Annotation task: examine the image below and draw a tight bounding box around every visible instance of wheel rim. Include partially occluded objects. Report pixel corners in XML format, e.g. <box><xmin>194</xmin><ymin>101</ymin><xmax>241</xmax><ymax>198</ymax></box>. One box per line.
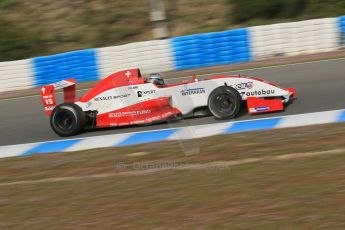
<box><xmin>55</xmin><ymin>110</ymin><xmax>75</xmax><ymax>131</ymax></box>
<box><xmin>214</xmin><ymin>93</ymin><xmax>236</xmax><ymax>114</ymax></box>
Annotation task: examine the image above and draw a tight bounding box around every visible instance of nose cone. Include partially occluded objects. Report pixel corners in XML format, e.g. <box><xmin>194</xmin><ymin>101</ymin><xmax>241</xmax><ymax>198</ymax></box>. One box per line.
<box><xmin>285</xmin><ymin>87</ymin><xmax>297</xmax><ymax>99</ymax></box>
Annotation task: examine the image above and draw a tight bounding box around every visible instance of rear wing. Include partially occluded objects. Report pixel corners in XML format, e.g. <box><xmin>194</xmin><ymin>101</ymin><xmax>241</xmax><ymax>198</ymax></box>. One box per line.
<box><xmin>40</xmin><ymin>79</ymin><xmax>76</xmax><ymax>116</ymax></box>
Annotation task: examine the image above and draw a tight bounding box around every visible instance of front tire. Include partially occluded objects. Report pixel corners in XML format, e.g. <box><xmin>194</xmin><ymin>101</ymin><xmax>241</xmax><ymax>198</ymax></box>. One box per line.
<box><xmin>208</xmin><ymin>86</ymin><xmax>242</xmax><ymax>119</ymax></box>
<box><xmin>50</xmin><ymin>103</ymin><xmax>85</xmax><ymax>137</ymax></box>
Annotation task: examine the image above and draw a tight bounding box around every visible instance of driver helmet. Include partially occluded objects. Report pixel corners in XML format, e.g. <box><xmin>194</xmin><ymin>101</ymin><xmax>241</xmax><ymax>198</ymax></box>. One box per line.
<box><xmin>145</xmin><ymin>73</ymin><xmax>165</xmax><ymax>86</ymax></box>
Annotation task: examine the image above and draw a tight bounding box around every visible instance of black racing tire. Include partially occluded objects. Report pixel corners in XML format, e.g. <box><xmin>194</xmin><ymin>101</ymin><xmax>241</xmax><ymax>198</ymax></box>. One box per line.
<box><xmin>50</xmin><ymin>103</ymin><xmax>85</xmax><ymax>137</ymax></box>
<box><xmin>208</xmin><ymin>86</ymin><xmax>242</xmax><ymax>119</ymax></box>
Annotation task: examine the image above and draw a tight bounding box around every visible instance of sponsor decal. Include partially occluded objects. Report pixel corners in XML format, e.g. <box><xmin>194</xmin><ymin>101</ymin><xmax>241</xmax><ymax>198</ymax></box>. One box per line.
<box><xmin>44</xmin><ymin>106</ymin><xmax>55</xmax><ymax>111</ymax></box>
<box><xmin>94</xmin><ymin>94</ymin><xmax>130</xmax><ymax>101</ymax></box>
<box><xmin>42</xmin><ymin>95</ymin><xmax>51</xmax><ymax>99</ymax></box>
<box><xmin>109</xmin><ymin>111</ymin><xmax>176</xmax><ymax>125</ymax></box>
<box><xmin>42</xmin><ymin>95</ymin><xmax>53</xmax><ymax>100</ymax></box>
<box><xmin>247</xmin><ymin>82</ymin><xmax>254</xmax><ymax>89</ymax></box>
<box><xmin>180</xmin><ymin>88</ymin><xmax>206</xmax><ymax>96</ymax></box>
<box><xmin>254</xmin><ymin>106</ymin><xmax>269</xmax><ymax>112</ymax></box>
<box><xmin>243</xmin><ymin>89</ymin><xmax>275</xmax><ymax>97</ymax></box>
<box><xmin>128</xmin><ymin>86</ymin><xmax>138</xmax><ymax>89</ymax></box>
<box><xmin>86</xmin><ymin>101</ymin><xmax>93</xmax><ymax>109</ymax></box>
<box><xmin>52</xmin><ymin>81</ymin><xmax>73</xmax><ymax>89</ymax></box>
<box><xmin>233</xmin><ymin>82</ymin><xmax>254</xmax><ymax>90</ymax></box>
<box><xmin>42</xmin><ymin>94</ymin><xmax>54</xmax><ymax>106</ymax></box>
<box><xmin>109</xmin><ymin>109</ymin><xmax>151</xmax><ymax>118</ymax></box>
<box><xmin>43</xmin><ymin>98</ymin><xmax>54</xmax><ymax>105</ymax></box>
<box><xmin>137</xmin><ymin>90</ymin><xmax>156</xmax><ymax>97</ymax></box>
<box><xmin>125</xmin><ymin>70</ymin><xmax>132</xmax><ymax>77</ymax></box>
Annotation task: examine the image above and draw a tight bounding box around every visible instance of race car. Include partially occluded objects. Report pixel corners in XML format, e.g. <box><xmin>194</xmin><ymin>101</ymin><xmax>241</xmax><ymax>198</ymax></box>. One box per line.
<box><xmin>40</xmin><ymin>68</ymin><xmax>296</xmax><ymax>136</ymax></box>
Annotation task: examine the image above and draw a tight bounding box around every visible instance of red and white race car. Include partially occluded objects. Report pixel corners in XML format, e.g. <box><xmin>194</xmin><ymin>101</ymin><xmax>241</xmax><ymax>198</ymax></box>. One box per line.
<box><xmin>40</xmin><ymin>68</ymin><xmax>296</xmax><ymax>136</ymax></box>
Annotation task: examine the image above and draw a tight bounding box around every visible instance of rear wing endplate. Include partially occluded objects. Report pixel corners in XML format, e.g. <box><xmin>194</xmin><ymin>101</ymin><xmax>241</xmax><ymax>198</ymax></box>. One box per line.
<box><xmin>40</xmin><ymin>79</ymin><xmax>76</xmax><ymax>116</ymax></box>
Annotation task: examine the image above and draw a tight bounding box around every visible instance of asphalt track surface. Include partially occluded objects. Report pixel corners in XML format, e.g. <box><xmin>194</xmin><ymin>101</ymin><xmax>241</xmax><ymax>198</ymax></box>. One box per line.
<box><xmin>1</xmin><ymin>58</ymin><xmax>345</xmax><ymax>146</ymax></box>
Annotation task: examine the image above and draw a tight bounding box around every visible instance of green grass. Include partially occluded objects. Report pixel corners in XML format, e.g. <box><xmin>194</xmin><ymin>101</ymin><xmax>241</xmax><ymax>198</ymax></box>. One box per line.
<box><xmin>0</xmin><ymin>150</ymin><xmax>344</xmax><ymax>229</ymax></box>
<box><xmin>0</xmin><ymin>123</ymin><xmax>345</xmax><ymax>228</ymax></box>
<box><xmin>1</xmin><ymin>154</ymin><xmax>345</xmax><ymax>229</ymax></box>
<box><xmin>0</xmin><ymin>0</ymin><xmax>19</xmax><ymax>8</ymax></box>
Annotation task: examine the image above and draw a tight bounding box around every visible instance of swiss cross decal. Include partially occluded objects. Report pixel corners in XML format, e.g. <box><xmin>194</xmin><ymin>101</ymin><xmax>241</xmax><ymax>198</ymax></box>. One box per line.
<box><xmin>125</xmin><ymin>71</ymin><xmax>132</xmax><ymax>77</ymax></box>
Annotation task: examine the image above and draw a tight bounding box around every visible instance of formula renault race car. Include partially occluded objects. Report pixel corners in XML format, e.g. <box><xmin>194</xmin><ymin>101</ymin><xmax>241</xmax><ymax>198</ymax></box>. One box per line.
<box><xmin>40</xmin><ymin>68</ymin><xmax>296</xmax><ymax>136</ymax></box>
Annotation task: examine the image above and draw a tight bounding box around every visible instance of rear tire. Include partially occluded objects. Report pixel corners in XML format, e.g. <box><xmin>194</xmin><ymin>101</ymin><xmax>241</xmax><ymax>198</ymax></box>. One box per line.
<box><xmin>208</xmin><ymin>86</ymin><xmax>242</xmax><ymax>119</ymax></box>
<box><xmin>50</xmin><ymin>103</ymin><xmax>85</xmax><ymax>137</ymax></box>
